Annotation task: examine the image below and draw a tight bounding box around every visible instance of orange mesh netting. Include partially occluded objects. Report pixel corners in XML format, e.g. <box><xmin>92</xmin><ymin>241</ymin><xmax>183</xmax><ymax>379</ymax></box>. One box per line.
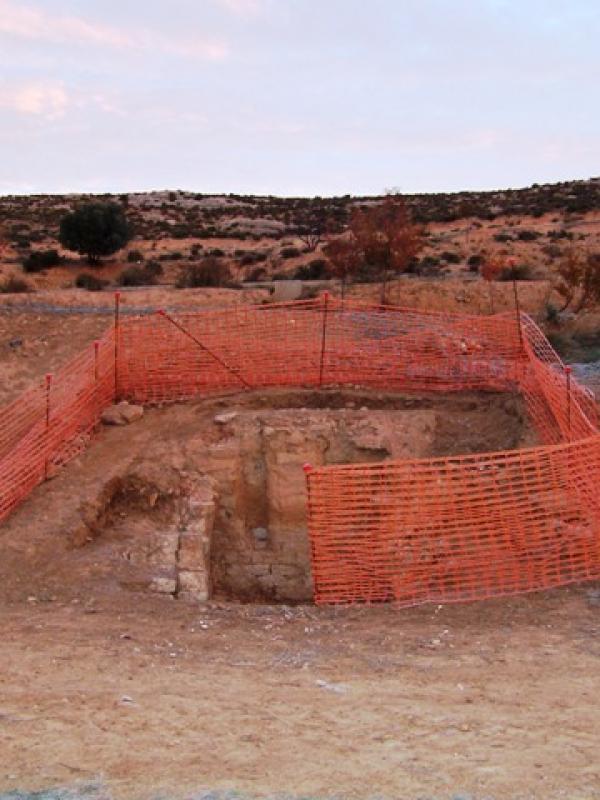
<box><xmin>0</xmin><ymin>295</ymin><xmax>598</xmax><ymax>607</ymax></box>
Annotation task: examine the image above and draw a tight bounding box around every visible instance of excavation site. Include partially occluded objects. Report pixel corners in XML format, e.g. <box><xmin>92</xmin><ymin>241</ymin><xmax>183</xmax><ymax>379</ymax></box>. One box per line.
<box><xmin>2</xmin><ymin>296</ymin><xmax>600</xmax><ymax>800</ymax></box>
<box><xmin>1</xmin><ymin>296</ymin><xmax>598</xmax><ymax>608</ymax></box>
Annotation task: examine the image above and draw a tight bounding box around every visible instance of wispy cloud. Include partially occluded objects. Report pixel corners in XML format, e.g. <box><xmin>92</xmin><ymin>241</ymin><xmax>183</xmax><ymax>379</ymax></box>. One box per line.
<box><xmin>0</xmin><ymin>0</ymin><xmax>229</xmax><ymax>60</ymax></box>
<box><xmin>0</xmin><ymin>80</ymin><xmax>69</xmax><ymax>119</ymax></box>
<box><xmin>217</xmin><ymin>0</ymin><xmax>264</xmax><ymax>16</ymax></box>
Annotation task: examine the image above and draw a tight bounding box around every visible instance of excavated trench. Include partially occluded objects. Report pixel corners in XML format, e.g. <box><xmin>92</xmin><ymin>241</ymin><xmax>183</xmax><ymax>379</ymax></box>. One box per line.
<box><xmin>0</xmin><ymin>388</ymin><xmax>535</xmax><ymax>605</ymax></box>
<box><xmin>203</xmin><ymin>389</ymin><xmax>534</xmax><ymax>602</ymax></box>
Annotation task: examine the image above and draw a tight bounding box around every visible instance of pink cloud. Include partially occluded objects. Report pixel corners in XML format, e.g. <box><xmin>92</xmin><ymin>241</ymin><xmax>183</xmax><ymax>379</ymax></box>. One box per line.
<box><xmin>0</xmin><ymin>0</ymin><xmax>229</xmax><ymax>60</ymax></box>
<box><xmin>0</xmin><ymin>80</ymin><xmax>69</xmax><ymax>119</ymax></box>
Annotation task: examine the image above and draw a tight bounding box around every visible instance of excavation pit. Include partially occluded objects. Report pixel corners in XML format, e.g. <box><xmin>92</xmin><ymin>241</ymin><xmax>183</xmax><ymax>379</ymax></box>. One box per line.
<box><xmin>0</xmin><ymin>387</ymin><xmax>534</xmax><ymax>605</ymax></box>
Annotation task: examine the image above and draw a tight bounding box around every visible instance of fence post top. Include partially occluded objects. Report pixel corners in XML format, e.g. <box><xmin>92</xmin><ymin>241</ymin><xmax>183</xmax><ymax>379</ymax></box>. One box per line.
<box><xmin>45</xmin><ymin>373</ymin><xmax>53</xmax><ymax>385</ymax></box>
<box><xmin>302</xmin><ymin>462</ymin><xmax>314</xmax><ymax>474</ymax></box>
<box><xmin>157</xmin><ymin>309</ymin><xmax>166</xmax><ymax>316</ymax></box>
<box><xmin>565</xmin><ymin>365</ymin><xmax>572</xmax><ymax>374</ymax></box>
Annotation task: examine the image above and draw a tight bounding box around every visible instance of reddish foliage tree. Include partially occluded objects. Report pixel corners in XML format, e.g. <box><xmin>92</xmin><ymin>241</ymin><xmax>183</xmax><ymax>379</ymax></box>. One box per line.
<box><xmin>349</xmin><ymin>196</ymin><xmax>424</xmax><ymax>304</ymax></box>
<box><xmin>480</xmin><ymin>253</ymin><xmax>504</xmax><ymax>313</ymax></box>
<box><xmin>480</xmin><ymin>254</ymin><xmax>503</xmax><ymax>282</ymax></box>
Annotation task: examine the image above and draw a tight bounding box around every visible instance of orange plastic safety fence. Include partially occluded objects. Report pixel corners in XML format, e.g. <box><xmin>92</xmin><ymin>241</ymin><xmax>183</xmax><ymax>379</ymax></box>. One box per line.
<box><xmin>305</xmin><ymin>437</ymin><xmax>600</xmax><ymax>605</ymax></box>
<box><xmin>0</xmin><ymin>295</ymin><xmax>598</xmax><ymax>609</ymax></box>
<box><xmin>0</xmin><ymin>330</ymin><xmax>115</xmax><ymax>521</ymax></box>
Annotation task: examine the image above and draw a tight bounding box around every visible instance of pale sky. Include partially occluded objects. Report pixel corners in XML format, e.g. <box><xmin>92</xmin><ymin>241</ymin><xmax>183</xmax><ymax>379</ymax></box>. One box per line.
<box><xmin>0</xmin><ymin>0</ymin><xmax>598</xmax><ymax>196</ymax></box>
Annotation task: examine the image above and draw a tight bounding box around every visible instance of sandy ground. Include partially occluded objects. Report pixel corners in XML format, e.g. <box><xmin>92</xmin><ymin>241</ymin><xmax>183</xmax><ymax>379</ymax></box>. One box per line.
<box><xmin>2</xmin><ymin>588</ymin><xmax>600</xmax><ymax>800</ymax></box>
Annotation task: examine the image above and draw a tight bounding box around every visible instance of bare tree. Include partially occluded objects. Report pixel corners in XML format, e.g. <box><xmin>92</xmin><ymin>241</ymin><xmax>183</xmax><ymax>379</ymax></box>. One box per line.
<box><xmin>323</xmin><ymin>237</ymin><xmax>361</xmax><ymax>301</ymax></box>
<box><xmin>556</xmin><ymin>248</ymin><xmax>600</xmax><ymax>313</ymax></box>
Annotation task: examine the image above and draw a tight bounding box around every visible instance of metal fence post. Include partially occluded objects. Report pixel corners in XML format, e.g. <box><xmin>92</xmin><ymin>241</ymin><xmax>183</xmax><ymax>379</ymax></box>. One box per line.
<box><xmin>44</xmin><ymin>372</ymin><xmax>53</xmax><ymax>479</ymax></box>
<box><xmin>565</xmin><ymin>365</ymin><xmax>572</xmax><ymax>439</ymax></box>
<box><xmin>512</xmin><ymin>278</ymin><xmax>524</xmax><ymax>350</ymax></box>
<box><xmin>114</xmin><ymin>291</ymin><xmax>121</xmax><ymax>401</ymax></box>
<box><xmin>93</xmin><ymin>340</ymin><xmax>100</xmax><ymax>419</ymax></box>
<box><xmin>319</xmin><ymin>291</ymin><xmax>329</xmax><ymax>387</ymax></box>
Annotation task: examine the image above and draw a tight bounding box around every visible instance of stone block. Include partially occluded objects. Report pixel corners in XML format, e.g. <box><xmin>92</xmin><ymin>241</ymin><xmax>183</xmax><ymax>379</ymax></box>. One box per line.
<box><xmin>178</xmin><ymin>533</ymin><xmax>210</xmax><ymax>570</ymax></box>
<box><xmin>146</xmin><ymin>531</ymin><xmax>179</xmax><ymax>567</ymax></box>
<box><xmin>178</xmin><ymin>570</ymin><xmax>210</xmax><ymax>601</ymax></box>
<box><xmin>150</xmin><ymin>576</ymin><xmax>177</xmax><ymax>594</ymax></box>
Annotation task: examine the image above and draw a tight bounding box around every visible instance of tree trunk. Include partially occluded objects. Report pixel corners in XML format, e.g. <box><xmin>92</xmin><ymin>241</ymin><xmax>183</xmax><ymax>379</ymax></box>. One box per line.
<box><xmin>574</xmin><ymin>290</ymin><xmax>589</xmax><ymax>314</ymax></box>
<box><xmin>380</xmin><ymin>269</ymin><xmax>388</xmax><ymax>305</ymax></box>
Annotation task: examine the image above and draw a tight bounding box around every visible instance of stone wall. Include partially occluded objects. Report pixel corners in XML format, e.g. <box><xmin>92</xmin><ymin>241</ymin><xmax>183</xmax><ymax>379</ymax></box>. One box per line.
<box><xmin>202</xmin><ymin>409</ymin><xmax>437</xmax><ymax>601</ymax></box>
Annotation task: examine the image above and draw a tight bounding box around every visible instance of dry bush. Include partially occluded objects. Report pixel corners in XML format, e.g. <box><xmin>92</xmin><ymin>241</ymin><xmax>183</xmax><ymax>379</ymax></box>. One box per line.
<box><xmin>556</xmin><ymin>248</ymin><xmax>600</xmax><ymax>313</ymax></box>
<box><xmin>176</xmin><ymin>256</ymin><xmax>232</xmax><ymax>288</ymax></box>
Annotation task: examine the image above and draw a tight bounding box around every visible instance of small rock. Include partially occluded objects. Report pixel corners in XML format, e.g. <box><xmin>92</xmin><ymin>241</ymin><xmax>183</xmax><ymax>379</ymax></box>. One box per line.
<box><xmin>101</xmin><ymin>401</ymin><xmax>144</xmax><ymax>426</ymax></box>
<box><xmin>100</xmin><ymin>406</ymin><xmax>124</xmax><ymax>425</ymax></box>
<box><xmin>214</xmin><ymin>411</ymin><xmax>238</xmax><ymax>425</ymax></box>
<box><xmin>8</xmin><ymin>337</ymin><xmax>22</xmax><ymax>349</ymax></box>
<box><xmin>316</xmin><ymin>679</ymin><xmax>348</xmax><ymax>694</ymax></box>
<box><xmin>252</xmin><ymin>526</ymin><xmax>269</xmax><ymax>542</ymax></box>
<box><xmin>118</xmin><ymin>402</ymin><xmax>144</xmax><ymax>424</ymax></box>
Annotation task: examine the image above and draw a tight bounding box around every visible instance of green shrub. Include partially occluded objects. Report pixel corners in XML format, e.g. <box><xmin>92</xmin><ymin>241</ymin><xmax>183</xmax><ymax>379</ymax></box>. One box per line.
<box><xmin>240</xmin><ymin>251</ymin><xmax>267</xmax><ymax>266</ymax></box>
<box><xmin>497</xmin><ymin>263</ymin><xmax>533</xmax><ymax>281</ymax></box>
<box><xmin>440</xmin><ymin>250</ymin><xmax>461</xmax><ymax>264</ymax></box>
<box><xmin>0</xmin><ymin>276</ymin><xmax>30</xmax><ymax>293</ymax></box>
<box><xmin>548</xmin><ymin>229</ymin><xmax>574</xmax><ymax>241</ymax></box>
<box><xmin>419</xmin><ymin>256</ymin><xmax>443</xmax><ymax>276</ymax></box>
<box><xmin>281</xmin><ymin>246</ymin><xmax>301</xmax><ymax>259</ymax></box>
<box><xmin>118</xmin><ymin>261</ymin><xmax>162</xmax><ymax>287</ymax></box>
<box><xmin>22</xmin><ymin>249</ymin><xmax>61</xmax><ymax>273</ymax></box>
<box><xmin>293</xmin><ymin>259</ymin><xmax>330</xmax><ymax>280</ymax></box>
<box><xmin>59</xmin><ymin>201</ymin><xmax>131</xmax><ymax>264</ymax></box>
<box><xmin>467</xmin><ymin>254</ymin><xmax>483</xmax><ymax>271</ymax></box>
<box><xmin>545</xmin><ymin>302</ymin><xmax>560</xmax><ymax>324</ymax></box>
<box><xmin>176</xmin><ymin>257</ymin><xmax>232</xmax><ymax>288</ymax></box>
<box><xmin>517</xmin><ymin>229</ymin><xmax>541</xmax><ymax>241</ymax></box>
<box><xmin>75</xmin><ymin>273</ymin><xmax>109</xmax><ymax>291</ymax></box>
<box><xmin>143</xmin><ymin>259</ymin><xmax>163</xmax><ymax>279</ymax></box>
<box><xmin>244</xmin><ymin>266</ymin><xmax>267</xmax><ymax>282</ymax></box>
<box><xmin>12</xmin><ymin>235</ymin><xmax>31</xmax><ymax>249</ymax></box>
